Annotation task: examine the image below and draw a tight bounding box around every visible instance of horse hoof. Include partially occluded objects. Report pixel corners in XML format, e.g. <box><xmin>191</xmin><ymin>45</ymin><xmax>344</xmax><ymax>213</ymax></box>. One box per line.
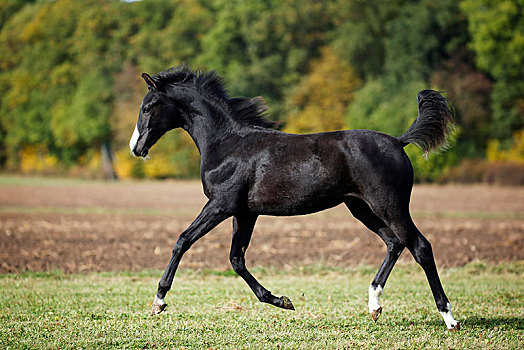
<box><xmin>151</xmin><ymin>302</ymin><xmax>167</xmax><ymax>315</ymax></box>
<box><xmin>371</xmin><ymin>307</ymin><xmax>382</xmax><ymax>322</ymax></box>
<box><xmin>280</xmin><ymin>296</ymin><xmax>295</xmax><ymax>310</ymax></box>
<box><xmin>447</xmin><ymin>322</ymin><xmax>460</xmax><ymax>332</ymax></box>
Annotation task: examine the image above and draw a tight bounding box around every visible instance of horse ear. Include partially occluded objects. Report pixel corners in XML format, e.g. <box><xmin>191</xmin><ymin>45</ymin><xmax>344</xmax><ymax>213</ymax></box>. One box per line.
<box><xmin>141</xmin><ymin>73</ymin><xmax>158</xmax><ymax>91</ymax></box>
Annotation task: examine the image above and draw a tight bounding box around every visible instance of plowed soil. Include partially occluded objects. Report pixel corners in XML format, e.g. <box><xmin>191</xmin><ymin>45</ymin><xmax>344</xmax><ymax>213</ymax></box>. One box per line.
<box><xmin>1</xmin><ymin>179</ymin><xmax>523</xmax><ymax>273</ymax></box>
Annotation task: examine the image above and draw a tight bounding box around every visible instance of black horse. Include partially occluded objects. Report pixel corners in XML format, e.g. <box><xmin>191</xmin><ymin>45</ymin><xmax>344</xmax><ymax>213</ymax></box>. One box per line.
<box><xmin>129</xmin><ymin>65</ymin><xmax>459</xmax><ymax>331</ymax></box>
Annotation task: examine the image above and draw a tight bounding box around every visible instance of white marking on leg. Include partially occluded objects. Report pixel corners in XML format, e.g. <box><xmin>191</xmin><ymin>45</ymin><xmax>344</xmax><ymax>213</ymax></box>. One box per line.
<box><xmin>368</xmin><ymin>285</ymin><xmax>383</xmax><ymax>313</ymax></box>
<box><xmin>129</xmin><ymin>125</ymin><xmax>139</xmax><ymax>152</ymax></box>
<box><xmin>440</xmin><ymin>302</ymin><xmax>458</xmax><ymax>329</ymax></box>
<box><xmin>153</xmin><ymin>295</ymin><xmax>165</xmax><ymax>306</ymax></box>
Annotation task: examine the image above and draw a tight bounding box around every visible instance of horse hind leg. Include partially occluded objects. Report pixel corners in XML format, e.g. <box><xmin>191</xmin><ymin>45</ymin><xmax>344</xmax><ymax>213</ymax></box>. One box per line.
<box><xmin>230</xmin><ymin>213</ymin><xmax>294</xmax><ymax>310</ymax></box>
<box><xmin>388</xmin><ymin>215</ymin><xmax>460</xmax><ymax>331</ymax></box>
<box><xmin>345</xmin><ymin>197</ymin><xmax>404</xmax><ymax>322</ymax></box>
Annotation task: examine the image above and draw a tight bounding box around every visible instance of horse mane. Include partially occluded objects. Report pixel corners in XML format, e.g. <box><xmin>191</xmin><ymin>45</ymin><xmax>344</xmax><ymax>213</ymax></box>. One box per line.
<box><xmin>153</xmin><ymin>65</ymin><xmax>277</xmax><ymax>129</ymax></box>
<box><xmin>227</xmin><ymin>96</ymin><xmax>277</xmax><ymax>129</ymax></box>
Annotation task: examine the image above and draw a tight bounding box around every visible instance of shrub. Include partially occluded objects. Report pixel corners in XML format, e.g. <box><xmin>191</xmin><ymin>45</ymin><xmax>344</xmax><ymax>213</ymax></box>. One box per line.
<box><xmin>441</xmin><ymin>159</ymin><xmax>524</xmax><ymax>186</ymax></box>
<box><xmin>439</xmin><ymin>159</ymin><xmax>486</xmax><ymax>184</ymax></box>
<box><xmin>483</xmin><ymin>162</ymin><xmax>524</xmax><ymax>186</ymax></box>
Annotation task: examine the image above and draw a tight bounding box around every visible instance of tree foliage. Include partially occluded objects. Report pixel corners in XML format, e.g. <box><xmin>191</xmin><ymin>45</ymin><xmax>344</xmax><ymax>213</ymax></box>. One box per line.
<box><xmin>285</xmin><ymin>47</ymin><xmax>361</xmax><ymax>134</ymax></box>
<box><xmin>461</xmin><ymin>0</ymin><xmax>524</xmax><ymax>141</ymax></box>
<box><xmin>0</xmin><ymin>0</ymin><xmax>521</xmax><ymax>181</ymax></box>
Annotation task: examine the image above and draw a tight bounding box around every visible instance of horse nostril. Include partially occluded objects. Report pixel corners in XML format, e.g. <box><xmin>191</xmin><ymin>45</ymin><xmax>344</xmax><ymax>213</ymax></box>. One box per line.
<box><xmin>131</xmin><ymin>146</ymin><xmax>142</xmax><ymax>158</ymax></box>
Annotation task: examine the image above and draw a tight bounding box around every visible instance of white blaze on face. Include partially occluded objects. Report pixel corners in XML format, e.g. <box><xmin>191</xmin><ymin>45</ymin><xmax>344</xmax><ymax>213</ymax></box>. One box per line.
<box><xmin>129</xmin><ymin>125</ymin><xmax>139</xmax><ymax>152</ymax></box>
<box><xmin>440</xmin><ymin>302</ymin><xmax>458</xmax><ymax>329</ymax></box>
<box><xmin>368</xmin><ymin>285</ymin><xmax>383</xmax><ymax>313</ymax></box>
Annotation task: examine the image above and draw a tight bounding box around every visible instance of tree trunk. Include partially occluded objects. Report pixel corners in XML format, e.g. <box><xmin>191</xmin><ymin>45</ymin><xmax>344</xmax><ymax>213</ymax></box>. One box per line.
<box><xmin>101</xmin><ymin>142</ymin><xmax>118</xmax><ymax>180</ymax></box>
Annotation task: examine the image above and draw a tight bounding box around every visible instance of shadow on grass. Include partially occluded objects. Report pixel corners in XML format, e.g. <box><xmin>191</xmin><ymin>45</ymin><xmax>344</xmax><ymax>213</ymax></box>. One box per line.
<box><xmin>419</xmin><ymin>316</ymin><xmax>524</xmax><ymax>330</ymax></box>
<box><xmin>460</xmin><ymin>316</ymin><xmax>524</xmax><ymax>330</ymax></box>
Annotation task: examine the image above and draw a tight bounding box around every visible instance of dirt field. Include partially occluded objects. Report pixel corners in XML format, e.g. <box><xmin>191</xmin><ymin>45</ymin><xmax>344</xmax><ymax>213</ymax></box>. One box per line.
<box><xmin>0</xmin><ymin>178</ymin><xmax>523</xmax><ymax>273</ymax></box>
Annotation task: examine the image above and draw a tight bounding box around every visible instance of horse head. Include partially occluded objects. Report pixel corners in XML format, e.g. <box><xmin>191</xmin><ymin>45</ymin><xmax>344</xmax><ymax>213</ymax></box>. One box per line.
<box><xmin>129</xmin><ymin>73</ymin><xmax>182</xmax><ymax>158</ymax></box>
<box><xmin>130</xmin><ymin>65</ymin><xmax>278</xmax><ymax>158</ymax></box>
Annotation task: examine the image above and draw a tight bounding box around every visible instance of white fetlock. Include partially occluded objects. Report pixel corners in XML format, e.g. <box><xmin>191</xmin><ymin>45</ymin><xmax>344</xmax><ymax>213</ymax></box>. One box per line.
<box><xmin>440</xmin><ymin>302</ymin><xmax>459</xmax><ymax>331</ymax></box>
<box><xmin>368</xmin><ymin>285</ymin><xmax>383</xmax><ymax>321</ymax></box>
<box><xmin>153</xmin><ymin>295</ymin><xmax>165</xmax><ymax>306</ymax></box>
<box><xmin>151</xmin><ymin>295</ymin><xmax>167</xmax><ymax>315</ymax></box>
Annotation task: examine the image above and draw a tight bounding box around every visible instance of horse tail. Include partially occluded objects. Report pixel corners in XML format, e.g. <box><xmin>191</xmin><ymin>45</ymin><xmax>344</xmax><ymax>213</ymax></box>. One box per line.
<box><xmin>398</xmin><ymin>90</ymin><xmax>455</xmax><ymax>156</ymax></box>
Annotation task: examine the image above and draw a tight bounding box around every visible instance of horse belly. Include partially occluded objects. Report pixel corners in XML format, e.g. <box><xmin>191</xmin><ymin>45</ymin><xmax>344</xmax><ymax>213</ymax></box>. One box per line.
<box><xmin>247</xmin><ymin>166</ymin><xmax>345</xmax><ymax>216</ymax></box>
<box><xmin>250</xmin><ymin>197</ymin><xmax>342</xmax><ymax>216</ymax></box>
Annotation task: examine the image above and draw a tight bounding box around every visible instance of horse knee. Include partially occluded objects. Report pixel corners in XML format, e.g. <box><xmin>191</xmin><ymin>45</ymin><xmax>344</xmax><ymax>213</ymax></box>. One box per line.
<box><xmin>173</xmin><ymin>237</ymin><xmax>191</xmax><ymax>255</ymax></box>
<box><xmin>386</xmin><ymin>236</ymin><xmax>404</xmax><ymax>251</ymax></box>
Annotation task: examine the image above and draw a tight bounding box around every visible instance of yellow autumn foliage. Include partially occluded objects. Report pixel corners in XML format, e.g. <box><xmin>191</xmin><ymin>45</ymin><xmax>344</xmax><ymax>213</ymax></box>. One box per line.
<box><xmin>284</xmin><ymin>47</ymin><xmax>362</xmax><ymax>134</ymax></box>
<box><xmin>486</xmin><ymin>130</ymin><xmax>524</xmax><ymax>163</ymax></box>
<box><xmin>19</xmin><ymin>145</ymin><xmax>58</xmax><ymax>174</ymax></box>
<box><xmin>114</xmin><ymin>148</ymin><xmax>135</xmax><ymax>179</ymax></box>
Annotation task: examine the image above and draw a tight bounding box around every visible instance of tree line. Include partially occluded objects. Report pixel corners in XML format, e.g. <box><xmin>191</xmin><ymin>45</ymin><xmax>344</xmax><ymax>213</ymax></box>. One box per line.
<box><xmin>0</xmin><ymin>0</ymin><xmax>522</xmax><ymax>183</ymax></box>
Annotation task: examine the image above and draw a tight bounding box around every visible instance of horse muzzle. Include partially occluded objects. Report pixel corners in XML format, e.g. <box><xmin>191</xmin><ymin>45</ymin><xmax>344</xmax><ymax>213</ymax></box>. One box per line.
<box><xmin>131</xmin><ymin>146</ymin><xmax>149</xmax><ymax>158</ymax></box>
<box><xmin>129</xmin><ymin>126</ymin><xmax>150</xmax><ymax>158</ymax></box>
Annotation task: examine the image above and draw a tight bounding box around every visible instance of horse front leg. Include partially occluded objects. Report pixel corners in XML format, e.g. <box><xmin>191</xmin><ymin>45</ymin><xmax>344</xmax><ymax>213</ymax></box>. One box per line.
<box><xmin>230</xmin><ymin>213</ymin><xmax>295</xmax><ymax>310</ymax></box>
<box><xmin>152</xmin><ymin>200</ymin><xmax>230</xmax><ymax>315</ymax></box>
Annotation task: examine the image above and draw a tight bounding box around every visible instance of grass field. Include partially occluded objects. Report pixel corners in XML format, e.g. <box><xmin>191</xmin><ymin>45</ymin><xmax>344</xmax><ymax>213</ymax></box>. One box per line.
<box><xmin>1</xmin><ymin>176</ymin><xmax>523</xmax><ymax>348</ymax></box>
<box><xmin>1</xmin><ymin>262</ymin><xmax>522</xmax><ymax>349</ymax></box>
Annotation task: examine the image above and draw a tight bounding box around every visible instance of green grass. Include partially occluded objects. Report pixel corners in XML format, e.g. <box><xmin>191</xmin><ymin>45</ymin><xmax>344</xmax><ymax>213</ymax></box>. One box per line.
<box><xmin>1</xmin><ymin>263</ymin><xmax>522</xmax><ymax>349</ymax></box>
<box><xmin>0</xmin><ymin>175</ymin><xmax>107</xmax><ymax>186</ymax></box>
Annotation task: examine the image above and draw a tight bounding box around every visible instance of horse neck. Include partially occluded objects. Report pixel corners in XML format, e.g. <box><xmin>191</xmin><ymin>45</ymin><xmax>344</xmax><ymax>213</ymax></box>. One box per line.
<box><xmin>181</xmin><ymin>98</ymin><xmax>239</xmax><ymax>158</ymax></box>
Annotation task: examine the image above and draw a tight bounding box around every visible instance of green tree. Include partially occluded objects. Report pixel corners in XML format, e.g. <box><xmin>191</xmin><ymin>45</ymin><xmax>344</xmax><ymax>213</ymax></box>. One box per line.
<box><xmin>384</xmin><ymin>0</ymin><xmax>467</xmax><ymax>82</ymax></box>
<box><xmin>198</xmin><ymin>0</ymin><xmax>337</xmax><ymax>120</ymax></box>
<box><xmin>331</xmin><ymin>0</ymin><xmax>404</xmax><ymax>79</ymax></box>
<box><xmin>0</xmin><ymin>0</ymin><xmax>30</xmax><ymax>30</ymax></box>
<box><xmin>461</xmin><ymin>0</ymin><xmax>524</xmax><ymax>141</ymax></box>
<box><xmin>0</xmin><ymin>0</ymin><xmax>125</xmax><ymax>172</ymax></box>
<box><xmin>0</xmin><ymin>0</ymin><xmax>515</xmax><ymax>182</ymax></box>
<box><xmin>0</xmin><ymin>0</ymin><xmax>80</xmax><ymax>166</ymax></box>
